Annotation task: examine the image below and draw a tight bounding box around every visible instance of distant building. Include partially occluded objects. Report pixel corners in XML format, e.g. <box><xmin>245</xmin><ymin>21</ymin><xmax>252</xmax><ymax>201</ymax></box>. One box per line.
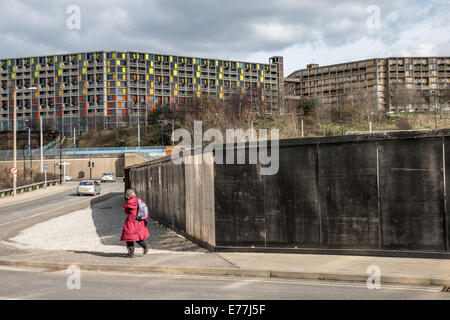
<box><xmin>0</xmin><ymin>51</ymin><xmax>284</xmax><ymax>135</ymax></box>
<box><xmin>285</xmin><ymin>57</ymin><xmax>450</xmax><ymax>110</ymax></box>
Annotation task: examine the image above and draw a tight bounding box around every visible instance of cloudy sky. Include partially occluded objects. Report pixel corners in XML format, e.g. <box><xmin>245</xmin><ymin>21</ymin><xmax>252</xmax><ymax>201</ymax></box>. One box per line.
<box><xmin>0</xmin><ymin>0</ymin><xmax>449</xmax><ymax>75</ymax></box>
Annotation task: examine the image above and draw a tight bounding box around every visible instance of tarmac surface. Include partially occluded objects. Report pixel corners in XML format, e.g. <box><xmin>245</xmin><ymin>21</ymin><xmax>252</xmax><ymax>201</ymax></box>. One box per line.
<box><xmin>0</xmin><ymin>182</ymin><xmax>450</xmax><ymax>290</ymax></box>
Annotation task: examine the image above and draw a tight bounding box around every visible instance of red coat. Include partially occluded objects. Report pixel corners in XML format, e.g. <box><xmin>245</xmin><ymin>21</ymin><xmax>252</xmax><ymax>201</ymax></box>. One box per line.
<box><xmin>120</xmin><ymin>196</ymin><xmax>150</xmax><ymax>242</ymax></box>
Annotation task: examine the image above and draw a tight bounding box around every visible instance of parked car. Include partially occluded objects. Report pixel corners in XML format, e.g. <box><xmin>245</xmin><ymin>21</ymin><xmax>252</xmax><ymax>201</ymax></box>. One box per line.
<box><xmin>61</xmin><ymin>175</ymin><xmax>72</xmax><ymax>181</ymax></box>
<box><xmin>101</xmin><ymin>173</ymin><xmax>116</xmax><ymax>183</ymax></box>
<box><xmin>77</xmin><ymin>180</ymin><xmax>101</xmax><ymax>196</ymax></box>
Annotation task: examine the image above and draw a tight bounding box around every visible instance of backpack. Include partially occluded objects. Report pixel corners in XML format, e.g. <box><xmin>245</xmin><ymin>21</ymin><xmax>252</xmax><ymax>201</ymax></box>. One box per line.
<box><xmin>136</xmin><ymin>198</ymin><xmax>149</xmax><ymax>221</ymax></box>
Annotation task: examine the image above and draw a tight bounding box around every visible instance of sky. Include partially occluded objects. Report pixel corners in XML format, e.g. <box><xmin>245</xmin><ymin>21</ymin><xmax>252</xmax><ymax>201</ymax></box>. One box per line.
<box><xmin>0</xmin><ymin>0</ymin><xmax>449</xmax><ymax>76</ymax></box>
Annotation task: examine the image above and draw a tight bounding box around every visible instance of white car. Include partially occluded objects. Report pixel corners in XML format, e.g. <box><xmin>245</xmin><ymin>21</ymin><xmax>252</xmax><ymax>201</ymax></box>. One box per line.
<box><xmin>77</xmin><ymin>180</ymin><xmax>101</xmax><ymax>196</ymax></box>
<box><xmin>101</xmin><ymin>173</ymin><xmax>116</xmax><ymax>183</ymax></box>
<box><xmin>61</xmin><ymin>175</ymin><xmax>72</xmax><ymax>181</ymax></box>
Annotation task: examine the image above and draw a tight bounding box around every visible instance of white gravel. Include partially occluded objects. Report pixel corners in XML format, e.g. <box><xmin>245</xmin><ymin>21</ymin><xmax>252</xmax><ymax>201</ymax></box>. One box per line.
<box><xmin>7</xmin><ymin>195</ymin><xmax>205</xmax><ymax>255</ymax></box>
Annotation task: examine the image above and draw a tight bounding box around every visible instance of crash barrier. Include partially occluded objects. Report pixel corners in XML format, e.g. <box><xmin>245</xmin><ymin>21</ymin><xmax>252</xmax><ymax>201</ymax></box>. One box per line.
<box><xmin>125</xmin><ymin>130</ymin><xmax>450</xmax><ymax>258</ymax></box>
<box><xmin>0</xmin><ymin>180</ymin><xmax>59</xmax><ymax>197</ymax></box>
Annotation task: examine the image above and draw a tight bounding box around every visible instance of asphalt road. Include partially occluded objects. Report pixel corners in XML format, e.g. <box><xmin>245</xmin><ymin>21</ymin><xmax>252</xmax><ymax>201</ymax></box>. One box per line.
<box><xmin>0</xmin><ymin>180</ymin><xmax>124</xmax><ymax>226</ymax></box>
<box><xmin>0</xmin><ymin>266</ymin><xmax>448</xmax><ymax>300</ymax></box>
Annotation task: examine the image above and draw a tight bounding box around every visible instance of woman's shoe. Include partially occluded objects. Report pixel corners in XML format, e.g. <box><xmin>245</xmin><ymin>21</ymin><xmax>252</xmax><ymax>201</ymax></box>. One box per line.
<box><xmin>143</xmin><ymin>245</ymin><xmax>149</xmax><ymax>255</ymax></box>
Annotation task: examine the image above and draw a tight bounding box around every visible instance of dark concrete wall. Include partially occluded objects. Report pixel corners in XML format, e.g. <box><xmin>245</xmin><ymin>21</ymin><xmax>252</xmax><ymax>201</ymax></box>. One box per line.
<box><xmin>126</xmin><ymin>130</ymin><xmax>450</xmax><ymax>256</ymax></box>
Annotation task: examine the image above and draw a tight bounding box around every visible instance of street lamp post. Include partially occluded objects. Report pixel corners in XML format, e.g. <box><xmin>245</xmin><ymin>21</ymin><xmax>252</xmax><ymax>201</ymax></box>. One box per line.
<box><xmin>13</xmin><ymin>86</ymin><xmax>37</xmax><ymax>197</ymax></box>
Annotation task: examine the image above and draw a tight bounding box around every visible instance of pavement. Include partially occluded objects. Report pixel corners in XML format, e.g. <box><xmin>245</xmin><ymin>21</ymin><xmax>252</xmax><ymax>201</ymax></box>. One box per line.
<box><xmin>0</xmin><ymin>184</ymin><xmax>450</xmax><ymax>289</ymax></box>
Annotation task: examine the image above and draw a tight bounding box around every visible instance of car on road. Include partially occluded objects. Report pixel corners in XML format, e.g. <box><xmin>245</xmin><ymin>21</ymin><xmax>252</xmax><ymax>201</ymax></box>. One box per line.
<box><xmin>101</xmin><ymin>173</ymin><xmax>116</xmax><ymax>183</ymax></box>
<box><xmin>61</xmin><ymin>175</ymin><xmax>73</xmax><ymax>182</ymax></box>
<box><xmin>77</xmin><ymin>180</ymin><xmax>101</xmax><ymax>196</ymax></box>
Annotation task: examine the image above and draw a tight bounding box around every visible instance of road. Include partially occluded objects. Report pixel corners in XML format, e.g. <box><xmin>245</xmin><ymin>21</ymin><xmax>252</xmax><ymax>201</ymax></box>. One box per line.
<box><xmin>0</xmin><ymin>266</ymin><xmax>448</xmax><ymax>300</ymax></box>
<box><xmin>0</xmin><ymin>180</ymin><xmax>123</xmax><ymax>226</ymax></box>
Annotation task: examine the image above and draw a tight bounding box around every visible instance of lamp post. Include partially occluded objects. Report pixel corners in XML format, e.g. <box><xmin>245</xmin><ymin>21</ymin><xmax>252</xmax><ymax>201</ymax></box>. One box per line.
<box><xmin>13</xmin><ymin>86</ymin><xmax>37</xmax><ymax>197</ymax></box>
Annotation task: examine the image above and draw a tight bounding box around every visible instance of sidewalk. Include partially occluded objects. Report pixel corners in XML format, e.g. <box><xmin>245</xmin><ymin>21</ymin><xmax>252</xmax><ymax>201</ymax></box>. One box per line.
<box><xmin>0</xmin><ymin>191</ymin><xmax>449</xmax><ymax>287</ymax></box>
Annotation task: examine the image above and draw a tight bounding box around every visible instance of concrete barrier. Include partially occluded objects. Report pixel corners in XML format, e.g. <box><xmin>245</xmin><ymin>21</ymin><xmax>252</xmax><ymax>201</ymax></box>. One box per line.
<box><xmin>125</xmin><ymin>130</ymin><xmax>450</xmax><ymax>257</ymax></box>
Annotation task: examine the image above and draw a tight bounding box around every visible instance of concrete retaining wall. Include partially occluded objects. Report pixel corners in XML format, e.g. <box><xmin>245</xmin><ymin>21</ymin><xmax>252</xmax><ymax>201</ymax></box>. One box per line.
<box><xmin>125</xmin><ymin>130</ymin><xmax>450</xmax><ymax>257</ymax></box>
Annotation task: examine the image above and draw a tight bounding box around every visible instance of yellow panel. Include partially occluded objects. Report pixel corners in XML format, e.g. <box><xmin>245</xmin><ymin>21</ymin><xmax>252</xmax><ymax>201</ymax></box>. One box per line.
<box><xmin>83</xmin><ymin>89</ymin><xmax>86</xmax><ymax>94</ymax></box>
<box><xmin>31</xmin><ymin>58</ymin><xmax>34</xmax><ymax>64</ymax></box>
<box><xmin>237</xmin><ymin>81</ymin><xmax>240</xmax><ymax>87</ymax></box>
<box><xmin>197</xmin><ymin>92</ymin><xmax>200</xmax><ymax>97</ymax></box>
<box><xmin>59</xmin><ymin>90</ymin><xmax>62</xmax><ymax>96</ymax></box>
<box><xmin>196</xmin><ymin>72</ymin><xmax>200</xmax><ymax>78</ymax></box>
<box><xmin>150</xmin><ymin>68</ymin><xmax>154</xmax><ymax>74</ymax></box>
<box><xmin>220</xmin><ymin>93</ymin><xmax>223</xmax><ymax>99</ymax></box>
<box><xmin>150</xmin><ymin>89</ymin><xmax>154</xmax><ymax>95</ymax></box>
<box><xmin>170</xmin><ymin>56</ymin><xmax>173</xmax><ymax>62</ymax></box>
<box><xmin>117</xmin><ymin>81</ymin><xmax>121</xmax><ymax>86</ymax></box>
<box><xmin>260</xmin><ymin>77</ymin><xmax>264</xmax><ymax>82</ymax></box>
<box><xmin>193</xmin><ymin>58</ymin><xmax>196</xmax><ymax>64</ymax></box>
<box><xmin>193</xmin><ymin>78</ymin><xmax>196</xmax><ymax>84</ymax></box>
<box><xmin>122</xmin><ymin>67</ymin><xmax>126</xmax><ymax>73</ymax></box>
<box><xmin>12</xmin><ymin>73</ymin><xmax>16</xmax><ymax>79</ymax></box>
<box><xmin>170</xmin><ymin>76</ymin><xmax>173</xmax><ymax>83</ymax></box>
<box><xmin>112</xmin><ymin>74</ymin><xmax>116</xmax><ymax>80</ymax></box>
<box><xmin>83</xmin><ymin>61</ymin><xmax>86</xmax><ymax>67</ymax></box>
<box><xmin>175</xmin><ymin>83</ymin><xmax>178</xmax><ymax>89</ymax></box>
<box><xmin>220</xmin><ymin>67</ymin><xmax>223</xmax><ymax>72</ymax></box>
<box><xmin>174</xmin><ymin>90</ymin><xmax>178</xmax><ymax>96</ymax></box>
<box><xmin>151</xmin><ymin>61</ymin><xmax>154</xmax><ymax>67</ymax></box>
<box><xmin>78</xmin><ymin>54</ymin><xmax>82</xmax><ymax>60</ymax></box>
<box><xmin>216</xmin><ymin>60</ymin><xmax>218</xmax><ymax>66</ymax></box>
<box><xmin>122</xmin><ymin>74</ymin><xmax>126</xmax><ymax>80</ymax></box>
<box><xmin>55</xmin><ymin>56</ymin><xmax>58</xmax><ymax>62</ymax></box>
<box><xmin>216</xmin><ymin>80</ymin><xmax>218</xmax><ymax>85</ymax></box>
<box><xmin>107</xmin><ymin>67</ymin><xmax>111</xmax><ymax>73</ymax></box>
<box><xmin>151</xmin><ymin>82</ymin><xmax>154</xmax><ymax>88</ymax></box>
<box><xmin>261</xmin><ymin>70</ymin><xmax>264</xmax><ymax>76</ymax></box>
<box><xmin>146</xmin><ymin>54</ymin><xmax>149</xmax><ymax>60</ymax></box>
<box><xmin>240</xmin><ymin>75</ymin><xmax>244</xmax><ymax>81</ymax></box>
<box><xmin>146</xmin><ymin>75</ymin><xmax>149</xmax><ymax>81</ymax></box>
<box><xmin>173</xmin><ymin>70</ymin><xmax>178</xmax><ymax>76</ymax></box>
<box><xmin>82</xmin><ymin>68</ymin><xmax>86</xmax><ymax>74</ymax></box>
<box><xmin>174</xmin><ymin>63</ymin><xmax>177</xmax><ymax>69</ymax></box>
<box><xmin>117</xmin><ymin>60</ymin><xmax>121</xmax><ymax>66</ymax></box>
<box><xmin>219</xmin><ymin>74</ymin><xmax>223</xmax><ymax>80</ymax></box>
<box><xmin>198</xmin><ymin>85</ymin><xmax>201</xmax><ymax>91</ymax></box>
<box><xmin>107</xmin><ymin>60</ymin><xmax>111</xmax><ymax>66</ymax></box>
<box><xmin>123</xmin><ymin>88</ymin><xmax>127</xmax><ymax>94</ymax></box>
<box><xmin>122</xmin><ymin>53</ymin><xmax>126</xmax><ymax>59</ymax></box>
<box><xmin>107</xmin><ymin>88</ymin><xmax>111</xmax><ymax>94</ymax></box>
<box><xmin>112</xmin><ymin>53</ymin><xmax>116</xmax><ymax>59</ymax></box>
<box><xmin>257</xmin><ymin>64</ymin><xmax>260</xmax><ymax>70</ymax></box>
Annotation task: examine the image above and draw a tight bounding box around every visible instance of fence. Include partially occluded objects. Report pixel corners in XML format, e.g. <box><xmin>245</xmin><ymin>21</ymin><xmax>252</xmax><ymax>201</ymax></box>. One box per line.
<box><xmin>0</xmin><ymin>146</ymin><xmax>167</xmax><ymax>158</ymax></box>
<box><xmin>125</xmin><ymin>130</ymin><xmax>450</xmax><ymax>258</ymax></box>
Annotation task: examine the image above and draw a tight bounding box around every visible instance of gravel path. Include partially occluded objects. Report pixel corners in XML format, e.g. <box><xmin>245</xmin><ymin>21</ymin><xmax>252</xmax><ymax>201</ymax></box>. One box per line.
<box><xmin>7</xmin><ymin>194</ymin><xmax>207</xmax><ymax>255</ymax></box>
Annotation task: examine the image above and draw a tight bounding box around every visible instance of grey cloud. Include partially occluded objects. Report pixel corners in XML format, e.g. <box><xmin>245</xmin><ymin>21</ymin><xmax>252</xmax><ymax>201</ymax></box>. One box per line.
<box><xmin>0</xmin><ymin>0</ymin><xmax>448</xmax><ymax>62</ymax></box>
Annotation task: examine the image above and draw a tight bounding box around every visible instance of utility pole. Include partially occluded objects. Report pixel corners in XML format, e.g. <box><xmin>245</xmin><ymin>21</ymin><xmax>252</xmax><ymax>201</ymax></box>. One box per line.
<box><xmin>28</xmin><ymin>126</ymin><xmax>32</xmax><ymax>180</ymax></box>
<box><xmin>40</xmin><ymin>116</ymin><xmax>44</xmax><ymax>173</ymax></box>
<box><xmin>137</xmin><ymin>103</ymin><xmax>141</xmax><ymax>151</ymax></box>
<box><xmin>13</xmin><ymin>86</ymin><xmax>37</xmax><ymax>196</ymax></box>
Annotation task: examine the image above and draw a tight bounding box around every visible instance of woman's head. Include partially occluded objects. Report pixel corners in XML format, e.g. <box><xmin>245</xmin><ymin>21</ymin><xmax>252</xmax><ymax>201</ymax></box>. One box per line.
<box><xmin>126</xmin><ymin>189</ymin><xmax>136</xmax><ymax>200</ymax></box>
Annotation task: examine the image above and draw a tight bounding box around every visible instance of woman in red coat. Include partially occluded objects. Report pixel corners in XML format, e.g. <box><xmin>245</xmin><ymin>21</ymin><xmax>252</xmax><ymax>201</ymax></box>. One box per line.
<box><xmin>121</xmin><ymin>189</ymin><xmax>150</xmax><ymax>258</ymax></box>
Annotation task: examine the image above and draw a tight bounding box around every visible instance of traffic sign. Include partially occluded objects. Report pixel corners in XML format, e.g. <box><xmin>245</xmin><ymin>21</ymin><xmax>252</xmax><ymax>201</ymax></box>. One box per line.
<box><xmin>10</xmin><ymin>167</ymin><xmax>18</xmax><ymax>175</ymax></box>
<box><xmin>44</xmin><ymin>164</ymin><xmax>48</xmax><ymax>170</ymax></box>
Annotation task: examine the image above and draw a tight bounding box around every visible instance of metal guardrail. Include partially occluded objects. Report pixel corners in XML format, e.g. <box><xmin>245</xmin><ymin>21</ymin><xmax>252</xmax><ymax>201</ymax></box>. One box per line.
<box><xmin>0</xmin><ymin>180</ymin><xmax>59</xmax><ymax>198</ymax></box>
<box><xmin>0</xmin><ymin>146</ymin><xmax>167</xmax><ymax>157</ymax></box>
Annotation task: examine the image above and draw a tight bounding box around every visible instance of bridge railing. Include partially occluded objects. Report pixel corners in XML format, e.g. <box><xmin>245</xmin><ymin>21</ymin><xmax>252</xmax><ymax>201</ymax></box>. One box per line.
<box><xmin>0</xmin><ymin>180</ymin><xmax>60</xmax><ymax>198</ymax></box>
<box><xmin>0</xmin><ymin>146</ymin><xmax>167</xmax><ymax>157</ymax></box>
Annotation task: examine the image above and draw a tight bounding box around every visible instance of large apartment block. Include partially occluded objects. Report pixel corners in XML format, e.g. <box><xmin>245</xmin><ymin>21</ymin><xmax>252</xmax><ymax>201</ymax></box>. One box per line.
<box><xmin>0</xmin><ymin>51</ymin><xmax>283</xmax><ymax>135</ymax></box>
<box><xmin>286</xmin><ymin>57</ymin><xmax>450</xmax><ymax>110</ymax></box>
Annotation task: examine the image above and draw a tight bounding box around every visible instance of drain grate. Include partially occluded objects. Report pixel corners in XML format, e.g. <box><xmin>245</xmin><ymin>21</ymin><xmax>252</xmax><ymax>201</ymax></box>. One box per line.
<box><xmin>442</xmin><ymin>286</ymin><xmax>450</xmax><ymax>292</ymax></box>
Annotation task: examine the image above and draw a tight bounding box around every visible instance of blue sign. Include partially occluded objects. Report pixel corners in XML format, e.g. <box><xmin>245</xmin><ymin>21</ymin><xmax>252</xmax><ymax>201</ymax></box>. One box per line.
<box><xmin>44</xmin><ymin>164</ymin><xmax>48</xmax><ymax>170</ymax></box>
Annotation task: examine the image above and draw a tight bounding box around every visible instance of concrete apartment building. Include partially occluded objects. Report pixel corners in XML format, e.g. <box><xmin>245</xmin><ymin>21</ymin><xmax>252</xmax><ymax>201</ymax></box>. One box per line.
<box><xmin>285</xmin><ymin>57</ymin><xmax>450</xmax><ymax>110</ymax></box>
<box><xmin>0</xmin><ymin>51</ymin><xmax>283</xmax><ymax>135</ymax></box>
